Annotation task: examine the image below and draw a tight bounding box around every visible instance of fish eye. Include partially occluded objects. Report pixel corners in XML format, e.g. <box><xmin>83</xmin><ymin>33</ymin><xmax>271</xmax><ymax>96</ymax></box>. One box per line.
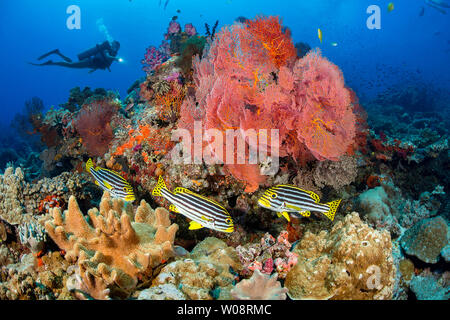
<box><xmin>271</xmin><ymin>193</ymin><xmax>277</xmax><ymax>199</ymax></box>
<box><xmin>225</xmin><ymin>218</ymin><xmax>232</xmax><ymax>224</ymax></box>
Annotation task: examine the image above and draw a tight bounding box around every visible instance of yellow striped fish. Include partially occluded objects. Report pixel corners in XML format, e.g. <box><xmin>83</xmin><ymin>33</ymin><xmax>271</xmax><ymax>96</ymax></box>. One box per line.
<box><xmin>152</xmin><ymin>176</ymin><xmax>234</xmax><ymax>233</ymax></box>
<box><xmin>86</xmin><ymin>158</ymin><xmax>135</xmax><ymax>202</ymax></box>
<box><xmin>258</xmin><ymin>185</ymin><xmax>341</xmax><ymax>221</ymax></box>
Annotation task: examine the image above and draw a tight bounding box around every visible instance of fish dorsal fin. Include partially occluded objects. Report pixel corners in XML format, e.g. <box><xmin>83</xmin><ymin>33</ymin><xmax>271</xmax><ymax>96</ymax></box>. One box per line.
<box><xmin>298</xmin><ymin>210</ymin><xmax>311</xmax><ymax>217</ymax></box>
<box><xmin>303</xmin><ymin>190</ymin><xmax>320</xmax><ymax>203</ymax></box>
<box><xmin>189</xmin><ymin>220</ymin><xmax>204</xmax><ymax>230</ymax></box>
<box><xmin>276</xmin><ymin>185</ymin><xmax>321</xmax><ymax>203</ymax></box>
<box><xmin>174</xmin><ymin>187</ymin><xmax>227</xmax><ymax>210</ymax></box>
<box><xmin>169</xmin><ymin>204</ymin><xmax>180</xmax><ymax>213</ymax></box>
<box><xmin>174</xmin><ymin>187</ymin><xmax>192</xmax><ymax>194</ymax></box>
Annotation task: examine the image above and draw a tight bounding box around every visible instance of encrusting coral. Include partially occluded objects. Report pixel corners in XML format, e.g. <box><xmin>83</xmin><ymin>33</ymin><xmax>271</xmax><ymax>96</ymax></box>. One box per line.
<box><xmin>400</xmin><ymin>216</ymin><xmax>448</xmax><ymax>264</ymax></box>
<box><xmin>231</xmin><ymin>269</ymin><xmax>288</xmax><ymax>300</ymax></box>
<box><xmin>153</xmin><ymin>237</ymin><xmax>242</xmax><ymax>300</ymax></box>
<box><xmin>0</xmin><ymin>166</ymin><xmax>88</xmax><ymax>225</ymax></box>
<box><xmin>45</xmin><ymin>191</ymin><xmax>178</xmax><ymax>292</ymax></box>
<box><xmin>284</xmin><ymin>212</ymin><xmax>395</xmax><ymax>300</ymax></box>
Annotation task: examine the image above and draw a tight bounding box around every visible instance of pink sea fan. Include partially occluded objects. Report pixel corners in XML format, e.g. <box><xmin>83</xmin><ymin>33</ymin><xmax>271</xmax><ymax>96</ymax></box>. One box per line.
<box><xmin>74</xmin><ymin>99</ymin><xmax>118</xmax><ymax>157</ymax></box>
<box><xmin>178</xmin><ymin>18</ymin><xmax>358</xmax><ymax>191</ymax></box>
<box><xmin>293</xmin><ymin>50</ymin><xmax>356</xmax><ymax>160</ymax></box>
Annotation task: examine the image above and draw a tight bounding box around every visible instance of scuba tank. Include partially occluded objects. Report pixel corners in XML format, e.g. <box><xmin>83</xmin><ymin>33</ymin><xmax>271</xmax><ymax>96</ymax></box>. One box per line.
<box><xmin>77</xmin><ymin>41</ymin><xmax>111</xmax><ymax>61</ymax></box>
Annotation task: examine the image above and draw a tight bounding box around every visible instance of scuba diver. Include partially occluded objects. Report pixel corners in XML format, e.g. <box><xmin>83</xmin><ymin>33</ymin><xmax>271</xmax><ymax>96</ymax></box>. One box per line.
<box><xmin>29</xmin><ymin>40</ymin><xmax>121</xmax><ymax>73</ymax></box>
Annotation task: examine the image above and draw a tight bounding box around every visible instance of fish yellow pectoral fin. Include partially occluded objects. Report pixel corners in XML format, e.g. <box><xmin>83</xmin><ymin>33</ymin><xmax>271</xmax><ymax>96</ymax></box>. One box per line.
<box><xmin>324</xmin><ymin>199</ymin><xmax>342</xmax><ymax>221</ymax></box>
<box><xmin>169</xmin><ymin>204</ymin><xmax>180</xmax><ymax>213</ymax></box>
<box><xmin>103</xmin><ymin>181</ymin><xmax>113</xmax><ymax>190</ymax></box>
<box><xmin>286</xmin><ymin>203</ymin><xmax>303</xmax><ymax>211</ymax></box>
<box><xmin>189</xmin><ymin>221</ymin><xmax>204</xmax><ymax>230</ymax></box>
<box><xmin>281</xmin><ymin>212</ymin><xmax>291</xmax><ymax>222</ymax></box>
<box><xmin>95</xmin><ymin>180</ymin><xmax>100</xmax><ymax>186</ymax></box>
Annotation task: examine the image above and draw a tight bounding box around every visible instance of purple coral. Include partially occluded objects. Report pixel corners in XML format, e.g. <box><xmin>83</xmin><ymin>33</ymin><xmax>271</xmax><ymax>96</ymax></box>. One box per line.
<box><xmin>167</xmin><ymin>20</ymin><xmax>181</xmax><ymax>36</ymax></box>
<box><xmin>184</xmin><ymin>23</ymin><xmax>197</xmax><ymax>36</ymax></box>
<box><xmin>141</xmin><ymin>46</ymin><xmax>168</xmax><ymax>74</ymax></box>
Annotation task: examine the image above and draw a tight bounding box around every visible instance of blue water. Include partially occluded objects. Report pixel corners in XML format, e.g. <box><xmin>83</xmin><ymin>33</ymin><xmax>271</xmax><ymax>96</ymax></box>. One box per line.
<box><xmin>0</xmin><ymin>0</ymin><xmax>449</xmax><ymax>129</ymax></box>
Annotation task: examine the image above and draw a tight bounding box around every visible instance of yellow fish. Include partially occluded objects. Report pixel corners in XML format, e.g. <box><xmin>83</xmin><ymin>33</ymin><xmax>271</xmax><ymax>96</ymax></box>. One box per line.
<box><xmin>388</xmin><ymin>2</ymin><xmax>395</xmax><ymax>12</ymax></box>
<box><xmin>318</xmin><ymin>28</ymin><xmax>323</xmax><ymax>43</ymax></box>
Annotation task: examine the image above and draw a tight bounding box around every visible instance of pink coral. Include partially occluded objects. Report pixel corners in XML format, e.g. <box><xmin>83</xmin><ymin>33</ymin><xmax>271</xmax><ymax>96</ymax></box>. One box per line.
<box><xmin>166</xmin><ymin>20</ymin><xmax>181</xmax><ymax>36</ymax></box>
<box><xmin>74</xmin><ymin>98</ymin><xmax>118</xmax><ymax>156</ymax></box>
<box><xmin>141</xmin><ymin>46</ymin><xmax>168</xmax><ymax>74</ymax></box>
<box><xmin>179</xmin><ymin>16</ymin><xmax>358</xmax><ymax>191</ymax></box>
<box><xmin>184</xmin><ymin>23</ymin><xmax>197</xmax><ymax>36</ymax></box>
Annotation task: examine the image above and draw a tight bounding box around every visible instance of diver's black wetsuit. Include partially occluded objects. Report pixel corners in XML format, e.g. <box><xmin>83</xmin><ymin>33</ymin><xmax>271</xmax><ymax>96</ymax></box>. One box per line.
<box><xmin>30</xmin><ymin>40</ymin><xmax>120</xmax><ymax>73</ymax></box>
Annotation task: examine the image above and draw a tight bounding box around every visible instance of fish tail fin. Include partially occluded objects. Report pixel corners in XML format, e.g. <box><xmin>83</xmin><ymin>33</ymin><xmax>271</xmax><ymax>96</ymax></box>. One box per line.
<box><xmin>152</xmin><ymin>176</ymin><xmax>167</xmax><ymax>197</ymax></box>
<box><xmin>86</xmin><ymin>158</ymin><xmax>94</xmax><ymax>172</ymax></box>
<box><xmin>324</xmin><ymin>199</ymin><xmax>342</xmax><ymax>221</ymax></box>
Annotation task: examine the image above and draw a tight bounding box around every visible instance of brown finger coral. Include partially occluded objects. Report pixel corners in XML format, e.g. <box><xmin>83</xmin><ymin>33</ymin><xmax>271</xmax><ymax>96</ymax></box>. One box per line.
<box><xmin>45</xmin><ymin>191</ymin><xmax>178</xmax><ymax>292</ymax></box>
<box><xmin>284</xmin><ymin>212</ymin><xmax>395</xmax><ymax>300</ymax></box>
<box><xmin>231</xmin><ymin>269</ymin><xmax>288</xmax><ymax>300</ymax></box>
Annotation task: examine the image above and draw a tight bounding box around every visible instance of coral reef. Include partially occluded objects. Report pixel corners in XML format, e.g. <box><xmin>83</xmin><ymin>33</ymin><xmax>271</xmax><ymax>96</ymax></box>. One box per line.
<box><xmin>45</xmin><ymin>191</ymin><xmax>178</xmax><ymax>292</ymax></box>
<box><xmin>231</xmin><ymin>269</ymin><xmax>287</xmax><ymax>300</ymax></box>
<box><xmin>0</xmin><ymin>166</ymin><xmax>88</xmax><ymax>225</ymax></box>
<box><xmin>153</xmin><ymin>237</ymin><xmax>242</xmax><ymax>300</ymax></box>
<box><xmin>400</xmin><ymin>216</ymin><xmax>448</xmax><ymax>264</ymax></box>
<box><xmin>236</xmin><ymin>231</ymin><xmax>298</xmax><ymax>278</ymax></box>
<box><xmin>74</xmin><ymin>97</ymin><xmax>120</xmax><ymax>156</ymax></box>
<box><xmin>284</xmin><ymin>212</ymin><xmax>395</xmax><ymax>300</ymax></box>
<box><xmin>137</xmin><ymin>283</ymin><xmax>186</xmax><ymax>300</ymax></box>
<box><xmin>410</xmin><ymin>270</ymin><xmax>450</xmax><ymax>300</ymax></box>
<box><xmin>0</xmin><ymin>14</ymin><xmax>447</xmax><ymax>301</ymax></box>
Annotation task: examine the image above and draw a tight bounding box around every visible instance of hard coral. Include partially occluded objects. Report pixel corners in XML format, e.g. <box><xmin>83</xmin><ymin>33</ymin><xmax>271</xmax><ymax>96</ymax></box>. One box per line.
<box><xmin>400</xmin><ymin>216</ymin><xmax>448</xmax><ymax>264</ymax></box>
<box><xmin>154</xmin><ymin>237</ymin><xmax>242</xmax><ymax>300</ymax></box>
<box><xmin>285</xmin><ymin>212</ymin><xmax>395</xmax><ymax>300</ymax></box>
<box><xmin>231</xmin><ymin>269</ymin><xmax>288</xmax><ymax>300</ymax></box>
<box><xmin>45</xmin><ymin>191</ymin><xmax>178</xmax><ymax>291</ymax></box>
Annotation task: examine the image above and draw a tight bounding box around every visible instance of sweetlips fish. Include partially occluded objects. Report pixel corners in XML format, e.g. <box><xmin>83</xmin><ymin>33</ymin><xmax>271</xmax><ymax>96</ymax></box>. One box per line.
<box><xmin>258</xmin><ymin>184</ymin><xmax>341</xmax><ymax>221</ymax></box>
<box><xmin>152</xmin><ymin>176</ymin><xmax>234</xmax><ymax>233</ymax></box>
<box><xmin>86</xmin><ymin>158</ymin><xmax>135</xmax><ymax>202</ymax></box>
